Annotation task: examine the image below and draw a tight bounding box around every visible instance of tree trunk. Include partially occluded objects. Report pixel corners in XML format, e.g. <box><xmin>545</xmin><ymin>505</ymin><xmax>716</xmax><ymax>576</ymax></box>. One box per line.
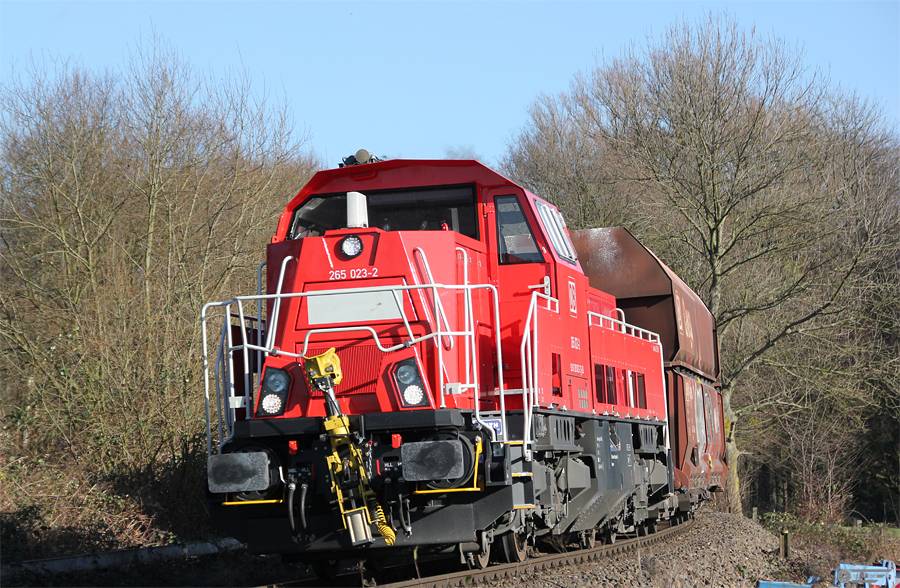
<box><xmin>723</xmin><ymin>386</ymin><xmax>742</xmax><ymax>513</ymax></box>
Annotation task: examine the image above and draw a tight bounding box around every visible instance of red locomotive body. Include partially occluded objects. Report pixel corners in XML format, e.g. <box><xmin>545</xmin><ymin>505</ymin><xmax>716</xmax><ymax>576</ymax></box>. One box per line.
<box><xmin>203</xmin><ymin>155</ymin><xmax>725</xmax><ymax>567</ymax></box>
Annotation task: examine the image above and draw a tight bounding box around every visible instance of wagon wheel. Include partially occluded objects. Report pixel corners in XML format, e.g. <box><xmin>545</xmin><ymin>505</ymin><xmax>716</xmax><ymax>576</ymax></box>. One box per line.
<box><xmin>603</xmin><ymin>528</ymin><xmax>617</xmax><ymax>544</ymax></box>
<box><xmin>579</xmin><ymin>528</ymin><xmax>597</xmax><ymax>549</ymax></box>
<box><xmin>501</xmin><ymin>531</ymin><xmax>527</xmax><ymax>563</ymax></box>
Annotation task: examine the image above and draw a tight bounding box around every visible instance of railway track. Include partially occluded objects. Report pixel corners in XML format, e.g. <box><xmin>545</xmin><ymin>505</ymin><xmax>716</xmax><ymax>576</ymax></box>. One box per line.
<box><xmin>276</xmin><ymin>516</ymin><xmax>696</xmax><ymax>588</ymax></box>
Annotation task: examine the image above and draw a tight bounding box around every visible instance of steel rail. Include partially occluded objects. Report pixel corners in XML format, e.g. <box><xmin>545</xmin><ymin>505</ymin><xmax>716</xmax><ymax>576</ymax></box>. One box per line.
<box><xmin>274</xmin><ymin>516</ymin><xmax>696</xmax><ymax>588</ymax></box>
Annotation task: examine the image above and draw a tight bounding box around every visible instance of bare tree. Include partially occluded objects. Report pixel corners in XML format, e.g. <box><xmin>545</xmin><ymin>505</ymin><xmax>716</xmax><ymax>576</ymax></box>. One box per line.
<box><xmin>503</xmin><ymin>93</ymin><xmax>635</xmax><ymax>230</ymax></box>
<box><xmin>0</xmin><ymin>36</ymin><xmax>320</xmax><ymax>546</ymax></box>
<box><xmin>778</xmin><ymin>400</ymin><xmax>864</xmax><ymax>522</ymax></box>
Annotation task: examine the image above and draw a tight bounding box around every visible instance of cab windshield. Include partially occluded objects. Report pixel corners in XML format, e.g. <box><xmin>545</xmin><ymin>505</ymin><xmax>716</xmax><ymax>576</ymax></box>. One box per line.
<box><xmin>289</xmin><ymin>184</ymin><xmax>478</xmax><ymax>240</ymax></box>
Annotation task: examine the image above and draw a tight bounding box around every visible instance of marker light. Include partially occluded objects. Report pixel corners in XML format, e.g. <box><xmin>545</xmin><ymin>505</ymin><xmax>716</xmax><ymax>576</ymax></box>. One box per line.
<box><xmin>261</xmin><ymin>394</ymin><xmax>283</xmax><ymax>414</ymax></box>
<box><xmin>402</xmin><ymin>385</ymin><xmax>424</xmax><ymax>406</ymax></box>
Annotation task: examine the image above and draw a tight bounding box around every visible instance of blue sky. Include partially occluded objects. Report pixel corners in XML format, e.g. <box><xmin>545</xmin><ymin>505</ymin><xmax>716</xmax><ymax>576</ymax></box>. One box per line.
<box><xmin>2</xmin><ymin>1</ymin><xmax>898</xmax><ymax>168</ymax></box>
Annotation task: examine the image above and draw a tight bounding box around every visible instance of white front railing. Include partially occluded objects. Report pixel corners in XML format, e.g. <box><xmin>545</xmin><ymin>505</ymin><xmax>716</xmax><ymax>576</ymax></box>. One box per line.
<box><xmin>201</xmin><ymin>251</ymin><xmax>507</xmax><ymax>455</ymax></box>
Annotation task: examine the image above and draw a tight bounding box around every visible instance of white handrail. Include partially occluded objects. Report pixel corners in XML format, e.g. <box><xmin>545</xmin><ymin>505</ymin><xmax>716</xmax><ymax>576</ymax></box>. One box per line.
<box><xmin>201</xmin><ymin>299</ymin><xmax>236</xmax><ymax>454</ymax></box>
<box><xmin>256</xmin><ymin>261</ymin><xmax>267</xmax><ymax>396</ymax></box>
<box><xmin>519</xmin><ymin>291</ymin><xmax>560</xmax><ymax>457</ymax></box>
<box><xmin>451</xmin><ymin>248</ymin><xmax>503</xmax><ymax>441</ymax></box>
<box><xmin>588</xmin><ymin>311</ymin><xmax>660</xmax><ymax>343</ymax></box>
<box><xmin>203</xmin><ymin>278</ymin><xmax>506</xmax><ymax>450</ymax></box>
<box><xmin>455</xmin><ymin>248</ymin><xmax>472</xmax><ymax>389</ymax></box>
<box><xmin>204</xmin><ymin>283</ymin><xmax>667</xmax><ymax>456</ymax></box>
<box><xmin>264</xmin><ymin>256</ymin><xmax>297</xmax><ymax>351</ymax></box>
<box><xmin>412</xmin><ymin>247</ymin><xmax>454</xmax><ymax>351</ymax></box>
<box><xmin>588</xmin><ymin>309</ymin><xmax>669</xmax><ymax>437</ymax></box>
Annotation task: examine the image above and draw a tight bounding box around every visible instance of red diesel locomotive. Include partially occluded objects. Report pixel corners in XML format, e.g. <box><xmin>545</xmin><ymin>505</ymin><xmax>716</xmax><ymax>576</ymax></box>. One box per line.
<box><xmin>203</xmin><ymin>151</ymin><xmax>726</xmax><ymax>568</ymax></box>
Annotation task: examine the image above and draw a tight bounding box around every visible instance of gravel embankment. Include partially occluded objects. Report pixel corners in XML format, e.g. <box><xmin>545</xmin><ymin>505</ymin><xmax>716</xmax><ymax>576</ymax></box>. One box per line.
<box><xmin>491</xmin><ymin>510</ymin><xmax>788</xmax><ymax>588</ymax></box>
<box><xmin>3</xmin><ymin>509</ymin><xmax>806</xmax><ymax>587</ymax></box>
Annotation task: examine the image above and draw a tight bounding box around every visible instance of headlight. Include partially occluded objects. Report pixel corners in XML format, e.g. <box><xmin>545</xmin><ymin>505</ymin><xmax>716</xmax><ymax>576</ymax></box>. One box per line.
<box><xmin>391</xmin><ymin>358</ymin><xmax>431</xmax><ymax>409</ymax></box>
<box><xmin>264</xmin><ymin>369</ymin><xmax>290</xmax><ymax>394</ymax></box>
<box><xmin>256</xmin><ymin>367</ymin><xmax>291</xmax><ymax>417</ymax></box>
<box><xmin>396</xmin><ymin>364</ymin><xmax>417</xmax><ymax>385</ymax></box>
<box><xmin>340</xmin><ymin>235</ymin><xmax>363</xmax><ymax>258</ymax></box>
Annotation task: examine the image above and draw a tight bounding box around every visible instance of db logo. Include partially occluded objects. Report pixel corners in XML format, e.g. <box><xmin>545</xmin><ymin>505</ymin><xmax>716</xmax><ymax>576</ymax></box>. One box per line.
<box><xmin>569</xmin><ymin>278</ymin><xmax>577</xmax><ymax>316</ymax></box>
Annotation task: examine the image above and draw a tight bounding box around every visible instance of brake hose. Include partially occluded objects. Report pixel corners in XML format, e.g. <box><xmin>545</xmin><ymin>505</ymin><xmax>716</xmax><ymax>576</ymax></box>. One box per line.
<box><xmin>299</xmin><ymin>483</ymin><xmax>308</xmax><ymax>532</ymax></box>
<box><xmin>287</xmin><ymin>483</ymin><xmax>297</xmax><ymax>534</ymax></box>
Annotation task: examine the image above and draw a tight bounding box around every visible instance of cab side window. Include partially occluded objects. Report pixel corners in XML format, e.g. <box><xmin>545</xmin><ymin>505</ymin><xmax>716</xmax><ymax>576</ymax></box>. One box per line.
<box><xmin>495</xmin><ymin>195</ymin><xmax>543</xmax><ymax>264</ymax></box>
<box><xmin>535</xmin><ymin>200</ymin><xmax>577</xmax><ymax>263</ymax></box>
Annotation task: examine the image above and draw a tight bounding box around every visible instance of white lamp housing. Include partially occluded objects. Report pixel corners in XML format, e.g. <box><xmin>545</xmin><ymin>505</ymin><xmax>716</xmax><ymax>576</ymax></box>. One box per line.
<box><xmin>347</xmin><ymin>191</ymin><xmax>369</xmax><ymax>229</ymax></box>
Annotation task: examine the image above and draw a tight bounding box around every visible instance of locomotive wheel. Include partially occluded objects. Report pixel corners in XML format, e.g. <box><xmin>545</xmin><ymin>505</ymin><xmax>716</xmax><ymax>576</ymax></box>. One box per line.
<box><xmin>636</xmin><ymin>522</ymin><xmax>646</xmax><ymax>537</ymax></box>
<box><xmin>579</xmin><ymin>528</ymin><xmax>597</xmax><ymax>550</ymax></box>
<box><xmin>500</xmin><ymin>531</ymin><xmax>527</xmax><ymax>563</ymax></box>
<box><xmin>467</xmin><ymin>545</ymin><xmax>491</xmax><ymax>570</ymax></box>
<box><xmin>647</xmin><ymin>519</ymin><xmax>658</xmax><ymax>534</ymax></box>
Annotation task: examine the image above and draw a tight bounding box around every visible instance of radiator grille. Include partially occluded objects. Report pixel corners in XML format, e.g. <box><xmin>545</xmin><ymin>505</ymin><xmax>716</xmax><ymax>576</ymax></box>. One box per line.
<box><xmin>303</xmin><ymin>345</ymin><xmax>381</xmax><ymax>396</ymax></box>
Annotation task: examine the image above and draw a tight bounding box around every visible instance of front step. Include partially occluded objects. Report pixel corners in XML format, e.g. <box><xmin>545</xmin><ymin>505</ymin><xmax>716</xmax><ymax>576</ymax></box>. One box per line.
<box><xmin>509</xmin><ymin>442</ymin><xmax>535</xmax><ymax>509</ymax></box>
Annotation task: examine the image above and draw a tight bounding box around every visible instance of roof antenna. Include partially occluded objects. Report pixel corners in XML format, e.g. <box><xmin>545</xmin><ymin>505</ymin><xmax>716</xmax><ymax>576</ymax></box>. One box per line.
<box><xmin>340</xmin><ymin>149</ymin><xmax>381</xmax><ymax>167</ymax></box>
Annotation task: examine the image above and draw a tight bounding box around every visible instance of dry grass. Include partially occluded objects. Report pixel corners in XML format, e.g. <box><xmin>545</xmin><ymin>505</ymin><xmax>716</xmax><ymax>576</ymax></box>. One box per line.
<box><xmin>760</xmin><ymin>511</ymin><xmax>900</xmax><ymax>582</ymax></box>
<box><xmin>1</xmin><ymin>431</ymin><xmax>210</xmax><ymax>563</ymax></box>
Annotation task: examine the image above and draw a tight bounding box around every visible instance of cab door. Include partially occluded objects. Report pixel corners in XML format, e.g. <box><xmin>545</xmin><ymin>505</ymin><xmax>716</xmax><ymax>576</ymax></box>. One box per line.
<box><xmin>484</xmin><ymin>188</ymin><xmax>556</xmax><ymax>401</ymax></box>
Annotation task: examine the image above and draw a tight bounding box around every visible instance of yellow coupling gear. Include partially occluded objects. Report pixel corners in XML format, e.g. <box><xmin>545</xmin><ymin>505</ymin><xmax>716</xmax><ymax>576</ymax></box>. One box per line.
<box><xmin>311</xmin><ymin>348</ymin><xmax>396</xmax><ymax>546</ymax></box>
<box><xmin>372</xmin><ymin>503</ymin><xmax>396</xmax><ymax>546</ymax></box>
<box><xmin>303</xmin><ymin>347</ymin><xmax>343</xmax><ymax>387</ymax></box>
<box><xmin>305</xmin><ymin>348</ymin><xmax>344</xmax><ymax>418</ymax></box>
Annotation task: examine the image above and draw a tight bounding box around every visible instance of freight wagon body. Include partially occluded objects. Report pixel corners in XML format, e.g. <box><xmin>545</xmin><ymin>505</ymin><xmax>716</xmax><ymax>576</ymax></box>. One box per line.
<box><xmin>202</xmin><ymin>154</ymin><xmax>725</xmax><ymax>568</ymax></box>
